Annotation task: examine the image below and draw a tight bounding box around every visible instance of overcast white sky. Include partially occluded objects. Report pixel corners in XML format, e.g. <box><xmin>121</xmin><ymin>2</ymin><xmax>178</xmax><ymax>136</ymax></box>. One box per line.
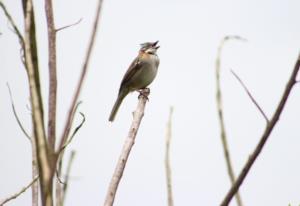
<box><xmin>1</xmin><ymin>0</ymin><xmax>300</xmax><ymax>205</ymax></box>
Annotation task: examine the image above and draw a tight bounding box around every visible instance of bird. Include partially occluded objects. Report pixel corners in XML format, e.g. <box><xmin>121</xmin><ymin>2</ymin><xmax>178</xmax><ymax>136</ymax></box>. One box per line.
<box><xmin>109</xmin><ymin>41</ymin><xmax>160</xmax><ymax>122</ymax></box>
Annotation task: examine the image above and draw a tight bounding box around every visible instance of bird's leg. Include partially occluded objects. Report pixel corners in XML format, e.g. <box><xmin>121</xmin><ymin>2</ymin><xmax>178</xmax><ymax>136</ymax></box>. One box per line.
<box><xmin>138</xmin><ymin>88</ymin><xmax>150</xmax><ymax>101</ymax></box>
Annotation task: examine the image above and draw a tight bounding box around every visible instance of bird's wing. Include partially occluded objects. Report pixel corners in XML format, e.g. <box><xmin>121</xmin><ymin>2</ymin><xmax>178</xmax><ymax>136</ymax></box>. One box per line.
<box><xmin>119</xmin><ymin>56</ymin><xmax>142</xmax><ymax>91</ymax></box>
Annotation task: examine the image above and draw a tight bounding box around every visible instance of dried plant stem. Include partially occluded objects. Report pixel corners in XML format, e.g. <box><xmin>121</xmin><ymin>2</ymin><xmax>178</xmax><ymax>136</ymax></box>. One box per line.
<box><xmin>0</xmin><ymin>176</ymin><xmax>39</xmax><ymax>206</ymax></box>
<box><xmin>165</xmin><ymin>107</ymin><xmax>174</xmax><ymax>206</ymax></box>
<box><xmin>104</xmin><ymin>89</ymin><xmax>150</xmax><ymax>206</ymax></box>
<box><xmin>0</xmin><ymin>2</ymin><xmax>24</xmax><ymax>48</ymax></box>
<box><xmin>31</xmin><ymin>139</ymin><xmax>39</xmax><ymax>206</ymax></box>
<box><xmin>7</xmin><ymin>83</ymin><xmax>31</xmax><ymax>140</ymax></box>
<box><xmin>45</xmin><ymin>0</ymin><xmax>57</xmax><ymax>154</ymax></box>
<box><xmin>61</xmin><ymin>151</ymin><xmax>76</xmax><ymax>205</ymax></box>
<box><xmin>24</xmin><ymin>0</ymin><xmax>52</xmax><ymax>205</ymax></box>
<box><xmin>216</xmin><ymin>36</ymin><xmax>245</xmax><ymax>206</ymax></box>
<box><xmin>220</xmin><ymin>54</ymin><xmax>300</xmax><ymax>206</ymax></box>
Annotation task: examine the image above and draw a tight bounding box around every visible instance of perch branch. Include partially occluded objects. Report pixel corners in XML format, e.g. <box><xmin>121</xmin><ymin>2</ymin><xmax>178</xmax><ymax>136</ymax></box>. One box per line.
<box><xmin>216</xmin><ymin>36</ymin><xmax>245</xmax><ymax>206</ymax></box>
<box><xmin>103</xmin><ymin>89</ymin><xmax>150</xmax><ymax>206</ymax></box>
<box><xmin>231</xmin><ymin>70</ymin><xmax>269</xmax><ymax>122</ymax></box>
<box><xmin>220</xmin><ymin>53</ymin><xmax>300</xmax><ymax>206</ymax></box>
<box><xmin>165</xmin><ymin>107</ymin><xmax>174</xmax><ymax>206</ymax></box>
<box><xmin>0</xmin><ymin>176</ymin><xmax>39</xmax><ymax>206</ymax></box>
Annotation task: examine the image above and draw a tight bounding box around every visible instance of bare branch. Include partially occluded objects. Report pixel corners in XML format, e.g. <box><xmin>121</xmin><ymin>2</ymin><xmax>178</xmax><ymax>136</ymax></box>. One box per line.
<box><xmin>165</xmin><ymin>107</ymin><xmax>174</xmax><ymax>206</ymax></box>
<box><xmin>7</xmin><ymin>83</ymin><xmax>31</xmax><ymax>140</ymax></box>
<box><xmin>221</xmin><ymin>54</ymin><xmax>300</xmax><ymax>206</ymax></box>
<box><xmin>56</xmin><ymin>18</ymin><xmax>82</xmax><ymax>33</ymax></box>
<box><xmin>57</xmin><ymin>0</ymin><xmax>104</xmax><ymax>154</ymax></box>
<box><xmin>231</xmin><ymin>70</ymin><xmax>269</xmax><ymax>123</ymax></box>
<box><xmin>45</xmin><ymin>0</ymin><xmax>57</xmax><ymax>154</ymax></box>
<box><xmin>0</xmin><ymin>176</ymin><xmax>39</xmax><ymax>206</ymax></box>
<box><xmin>104</xmin><ymin>89</ymin><xmax>150</xmax><ymax>206</ymax></box>
<box><xmin>216</xmin><ymin>36</ymin><xmax>245</xmax><ymax>206</ymax></box>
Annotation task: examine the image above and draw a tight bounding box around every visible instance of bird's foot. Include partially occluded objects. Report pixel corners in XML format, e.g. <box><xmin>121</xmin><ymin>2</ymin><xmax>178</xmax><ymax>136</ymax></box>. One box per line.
<box><xmin>138</xmin><ymin>88</ymin><xmax>150</xmax><ymax>101</ymax></box>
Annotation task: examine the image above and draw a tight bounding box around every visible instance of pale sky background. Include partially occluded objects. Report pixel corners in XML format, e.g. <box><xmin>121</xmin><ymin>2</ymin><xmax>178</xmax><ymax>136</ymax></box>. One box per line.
<box><xmin>1</xmin><ymin>0</ymin><xmax>300</xmax><ymax>205</ymax></box>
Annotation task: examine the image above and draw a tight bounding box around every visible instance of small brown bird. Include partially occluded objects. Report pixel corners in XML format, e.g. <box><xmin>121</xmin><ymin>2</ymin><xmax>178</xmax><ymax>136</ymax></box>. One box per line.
<box><xmin>109</xmin><ymin>41</ymin><xmax>160</xmax><ymax>122</ymax></box>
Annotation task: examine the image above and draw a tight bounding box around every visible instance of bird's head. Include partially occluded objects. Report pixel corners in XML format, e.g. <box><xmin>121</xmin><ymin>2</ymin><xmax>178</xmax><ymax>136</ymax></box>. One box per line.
<box><xmin>140</xmin><ymin>41</ymin><xmax>160</xmax><ymax>54</ymax></box>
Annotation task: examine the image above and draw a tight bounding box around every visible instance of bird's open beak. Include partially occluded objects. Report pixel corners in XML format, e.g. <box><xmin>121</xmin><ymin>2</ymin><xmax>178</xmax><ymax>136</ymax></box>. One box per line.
<box><xmin>152</xmin><ymin>41</ymin><xmax>160</xmax><ymax>49</ymax></box>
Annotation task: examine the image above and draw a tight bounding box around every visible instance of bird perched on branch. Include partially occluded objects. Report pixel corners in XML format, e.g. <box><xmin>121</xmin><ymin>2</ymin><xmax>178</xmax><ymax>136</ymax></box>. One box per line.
<box><xmin>109</xmin><ymin>41</ymin><xmax>160</xmax><ymax>122</ymax></box>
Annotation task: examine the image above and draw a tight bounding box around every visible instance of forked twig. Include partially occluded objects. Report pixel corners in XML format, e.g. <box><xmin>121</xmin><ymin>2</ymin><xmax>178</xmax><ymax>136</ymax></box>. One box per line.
<box><xmin>231</xmin><ymin>70</ymin><xmax>269</xmax><ymax>123</ymax></box>
<box><xmin>220</xmin><ymin>54</ymin><xmax>300</xmax><ymax>206</ymax></box>
<box><xmin>0</xmin><ymin>176</ymin><xmax>39</xmax><ymax>206</ymax></box>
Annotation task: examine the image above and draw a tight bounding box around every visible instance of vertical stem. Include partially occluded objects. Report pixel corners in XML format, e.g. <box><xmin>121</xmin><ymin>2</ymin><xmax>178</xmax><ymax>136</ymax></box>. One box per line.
<box><xmin>23</xmin><ymin>0</ymin><xmax>52</xmax><ymax>205</ymax></box>
<box><xmin>32</xmin><ymin>139</ymin><xmax>39</xmax><ymax>206</ymax></box>
<box><xmin>165</xmin><ymin>107</ymin><xmax>174</xmax><ymax>206</ymax></box>
<box><xmin>45</xmin><ymin>0</ymin><xmax>57</xmax><ymax>156</ymax></box>
<box><xmin>216</xmin><ymin>36</ymin><xmax>244</xmax><ymax>206</ymax></box>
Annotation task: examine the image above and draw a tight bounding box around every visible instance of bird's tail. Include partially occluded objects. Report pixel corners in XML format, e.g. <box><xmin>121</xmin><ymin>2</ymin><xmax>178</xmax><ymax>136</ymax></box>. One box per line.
<box><xmin>109</xmin><ymin>90</ymin><xmax>128</xmax><ymax>122</ymax></box>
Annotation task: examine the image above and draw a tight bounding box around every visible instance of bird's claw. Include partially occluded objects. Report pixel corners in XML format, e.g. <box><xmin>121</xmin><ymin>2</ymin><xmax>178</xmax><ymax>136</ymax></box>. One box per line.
<box><xmin>138</xmin><ymin>88</ymin><xmax>150</xmax><ymax>101</ymax></box>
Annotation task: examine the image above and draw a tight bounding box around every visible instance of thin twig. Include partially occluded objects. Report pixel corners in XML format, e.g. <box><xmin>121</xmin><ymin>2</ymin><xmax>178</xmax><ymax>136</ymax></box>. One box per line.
<box><xmin>216</xmin><ymin>36</ymin><xmax>245</xmax><ymax>206</ymax></box>
<box><xmin>104</xmin><ymin>89</ymin><xmax>150</xmax><ymax>206</ymax></box>
<box><xmin>231</xmin><ymin>70</ymin><xmax>269</xmax><ymax>123</ymax></box>
<box><xmin>56</xmin><ymin>18</ymin><xmax>82</xmax><ymax>32</ymax></box>
<box><xmin>60</xmin><ymin>112</ymin><xmax>85</xmax><ymax>152</ymax></box>
<box><xmin>45</xmin><ymin>0</ymin><xmax>57</xmax><ymax>154</ymax></box>
<box><xmin>165</xmin><ymin>107</ymin><xmax>174</xmax><ymax>206</ymax></box>
<box><xmin>57</xmin><ymin>0</ymin><xmax>103</xmax><ymax>154</ymax></box>
<box><xmin>7</xmin><ymin>83</ymin><xmax>31</xmax><ymax>140</ymax></box>
<box><xmin>0</xmin><ymin>2</ymin><xmax>24</xmax><ymax>48</ymax></box>
<box><xmin>0</xmin><ymin>176</ymin><xmax>39</xmax><ymax>206</ymax></box>
<box><xmin>56</xmin><ymin>108</ymin><xmax>84</xmax><ymax>206</ymax></box>
<box><xmin>220</xmin><ymin>53</ymin><xmax>300</xmax><ymax>206</ymax></box>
